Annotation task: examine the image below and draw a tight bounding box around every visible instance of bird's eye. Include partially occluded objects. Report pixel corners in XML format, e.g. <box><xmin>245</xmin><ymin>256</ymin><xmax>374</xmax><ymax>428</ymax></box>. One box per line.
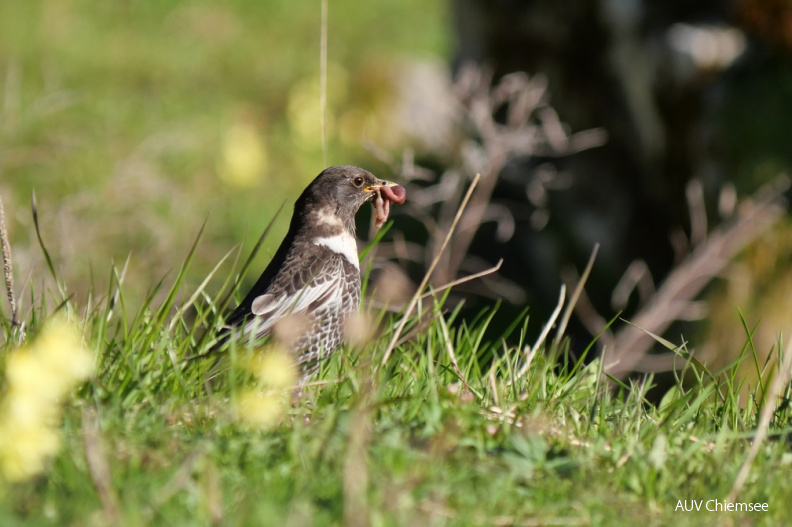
<box><xmin>352</xmin><ymin>176</ymin><xmax>364</xmax><ymax>187</ymax></box>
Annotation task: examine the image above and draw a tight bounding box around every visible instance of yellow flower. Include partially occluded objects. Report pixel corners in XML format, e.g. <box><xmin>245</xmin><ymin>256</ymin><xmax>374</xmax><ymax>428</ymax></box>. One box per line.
<box><xmin>34</xmin><ymin>318</ymin><xmax>94</xmax><ymax>382</ymax></box>
<box><xmin>249</xmin><ymin>348</ymin><xmax>297</xmax><ymax>390</ymax></box>
<box><xmin>236</xmin><ymin>389</ymin><xmax>286</xmax><ymax>429</ymax></box>
<box><xmin>0</xmin><ymin>316</ymin><xmax>94</xmax><ymax>482</ymax></box>
<box><xmin>0</xmin><ymin>425</ymin><xmax>60</xmax><ymax>482</ymax></box>
<box><xmin>234</xmin><ymin>347</ymin><xmax>297</xmax><ymax>429</ymax></box>
<box><xmin>286</xmin><ymin>66</ymin><xmax>348</xmax><ymax>151</ymax></box>
<box><xmin>217</xmin><ymin>121</ymin><xmax>267</xmax><ymax>188</ymax></box>
<box><xmin>2</xmin><ymin>386</ymin><xmax>59</xmax><ymax>427</ymax></box>
<box><xmin>4</xmin><ymin>351</ymin><xmax>63</xmax><ymax>405</ymax></box>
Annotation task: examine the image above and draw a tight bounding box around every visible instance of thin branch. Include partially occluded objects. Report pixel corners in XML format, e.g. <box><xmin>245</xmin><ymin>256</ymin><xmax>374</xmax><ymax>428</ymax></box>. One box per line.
<box><xmin>728</xmin><ymin>335</ymin><xmax>792</xmax><ymax>503</ymax></box>
<box><xmin>420</xmin><ymin>259</ymin><xmax>503</xmax><ymax>300</ymax></box>
<box><xmin>319</xmin><ymin>0</ymin><xmax>328</xmax><ymax>167</ymax></box>
<box><xmin>516</xmin><ymin>284</ymin><xmax>565</xmax><ymax>380</ymax></box>
<box><xmin>686</xmin><ymin>179</ymin><xmax>707</xmax><ymax>246</ymax></box>
<box><xmin>82</xmin><ymin>407</ymin><xmax>121</xmax><ymax>525</ymax></box>
<box><xmin>611</xmin><ymin>259</ymin><xmax>654</xmax><ymax>310</ymax></box>
<box><xmin>343</xmin><ymin>406</ymin><xmax>372</xmax><ymax>527</ymax></box>
<box><xmin>554</xmin><ymin>244</ymin><xmax>599</xmax><ymax>344</ymax></box>
<box><xmin>566</xmin><ymin>269</ymin><xmax>614</xmax><ymax>350</ymax></box>
<box><xmin>605</xmin><ymin>181</ymin><xmax>787</xmax><ymax>379</ymax></box>
<box><xmin>0</xmin><ymin>193</ymin><xmax>18</xmax><ymax>328</ymax></box>
<box><xmin>380</xmin><ymin>174</ymin><xmax>481</xmax><ymax>366</ymax></box>
<box><xmin>438</xmin><ymin>313</ymin><xmax>479</xmax><ymax>399</ymax></box>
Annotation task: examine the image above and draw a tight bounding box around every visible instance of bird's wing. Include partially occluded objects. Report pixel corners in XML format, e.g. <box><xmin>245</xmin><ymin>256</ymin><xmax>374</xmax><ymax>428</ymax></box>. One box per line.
<box><xmin>239</xmin><ymin>250</ymin><xmax>347</xmax><ymax>341</ymax></box>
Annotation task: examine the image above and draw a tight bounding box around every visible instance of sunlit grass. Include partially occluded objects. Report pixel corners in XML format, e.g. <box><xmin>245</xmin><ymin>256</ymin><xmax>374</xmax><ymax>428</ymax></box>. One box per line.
<box><xmin>1</xmin><ymin>224</ymin><xmax>791</xmax><ymax>526</ymax></box>
<box><xmin>2</xmin><ymin>3</ymin><xmax>792</xmax><ymax>525</ymax></box>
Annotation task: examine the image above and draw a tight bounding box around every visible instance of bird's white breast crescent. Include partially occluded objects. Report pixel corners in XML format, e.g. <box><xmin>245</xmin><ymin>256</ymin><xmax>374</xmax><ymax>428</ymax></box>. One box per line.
<box><xmin>312</xmin><ymin>233</ymin><xmax>359</xmax><ymax>269</ymax></box>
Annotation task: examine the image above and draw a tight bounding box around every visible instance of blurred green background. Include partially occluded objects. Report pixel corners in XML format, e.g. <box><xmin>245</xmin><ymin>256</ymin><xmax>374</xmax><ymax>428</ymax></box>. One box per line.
<box><xmin>0</xmin><ymin>0</ymin><xmax>447</xmax><ymax>302</ymax></box>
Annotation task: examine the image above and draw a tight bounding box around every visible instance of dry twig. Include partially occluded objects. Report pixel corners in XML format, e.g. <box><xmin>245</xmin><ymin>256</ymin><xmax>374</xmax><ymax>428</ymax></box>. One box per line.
<box><xmin>319</xmin><ymin>0</ymin><xmax>328</xmax><ymax>167</ymax></box>
<box><xmin>374</xmin><ymin>65</ymin><xmax>606</xmax><ymax>307</ymax></box>
<box><xmin>602</xmin><ymin>180</ymin><xmax>787</xmax><ymax>379</ymax></box>
<box><xmin>82</xmin><ymin>407</ymin><xmax>121</xmax><ymax>525</ymax></box>
<box><xmin>727</xmin><ymin>335</ymin><xmax>792</xmax><ymax>503</ymax></box>
<box><xmin>343</xmin><ymin>408</ymin><xmax>372</xmax><ymax>527</ymax></box>
<box><xmin>0</xmin><ymin>193</ymin><xmax>18</xmax><ymax>327</ymax></box>
<box><xmin>380</xmin><ymin>174</ymin><xmax>480</xmax><ymax>366</ymax></box>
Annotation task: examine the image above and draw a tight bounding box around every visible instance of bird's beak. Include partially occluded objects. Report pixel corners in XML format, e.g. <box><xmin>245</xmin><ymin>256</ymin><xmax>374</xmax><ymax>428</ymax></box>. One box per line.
<box><xmin>365</xmin><ymin>180</ymin><xmax>407</xmax><ymax>204</ymax></box>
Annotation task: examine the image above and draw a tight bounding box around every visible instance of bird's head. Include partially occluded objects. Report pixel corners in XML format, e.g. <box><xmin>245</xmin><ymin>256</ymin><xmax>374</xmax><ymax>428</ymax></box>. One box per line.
<box><xmin>294</xmin><ymin>165</ymin><xmax>406</xmax><ymax>235</ymax></box>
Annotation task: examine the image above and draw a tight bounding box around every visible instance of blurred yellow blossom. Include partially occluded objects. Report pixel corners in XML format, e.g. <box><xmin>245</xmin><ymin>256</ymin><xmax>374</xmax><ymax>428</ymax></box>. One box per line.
<box><xmin>249</xmin><ymin>348</ymin><xmax>297</xmax><ymax>390</ymax></box>
<box><xmin>235</xmin><ymin>347</ymin><xmax>297</xmax><ymax>429</ymax></box>
<box><xmin>236</xmin><ymin>389</ymin><xmax>286</xmax><ymax>429</ymax></box>
<box><xmin>0</xmin><ymin>427</ymin><xmax>60</xmax><ymax>482</ymax></box>
<box><xmin>0</xmin><ymin>316</ymin><xmax>95</xmax><ymax>482</ymax></box>
<box><xmin>217</xmin><ymin>121</ymin><xmax>267</xmax><ymax>188</ymax></box>
<box><xmin>287</xmin><ymin>65</ymin><xmax>348</xmax><ymax>150</ymax></box>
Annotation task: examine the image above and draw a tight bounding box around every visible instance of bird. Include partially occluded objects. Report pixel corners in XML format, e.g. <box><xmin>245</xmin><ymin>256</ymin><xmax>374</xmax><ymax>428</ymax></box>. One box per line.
<box><xmin>222</xmin><ymin>165</ymin><xmax>406</xmax><ymax>380</ymax></box>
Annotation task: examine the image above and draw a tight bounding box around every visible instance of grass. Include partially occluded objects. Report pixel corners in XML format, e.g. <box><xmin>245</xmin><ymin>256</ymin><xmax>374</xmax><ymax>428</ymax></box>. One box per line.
<box><xmin>2</xmin><ymin>3</ymin><xmax>792</xmax><ymax>525</ymax></box>
<box><xmin>1</xmin><ymin>221</ymin><xmax>792</xmax><ymax>527</ymax></box>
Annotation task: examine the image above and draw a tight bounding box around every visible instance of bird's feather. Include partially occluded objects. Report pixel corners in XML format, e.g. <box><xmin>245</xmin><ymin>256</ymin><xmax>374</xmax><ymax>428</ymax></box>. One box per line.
<box><xmin>235</xmin><ymin>245</ymin><xmax>357</xmax><ymax>342</ymax></box>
